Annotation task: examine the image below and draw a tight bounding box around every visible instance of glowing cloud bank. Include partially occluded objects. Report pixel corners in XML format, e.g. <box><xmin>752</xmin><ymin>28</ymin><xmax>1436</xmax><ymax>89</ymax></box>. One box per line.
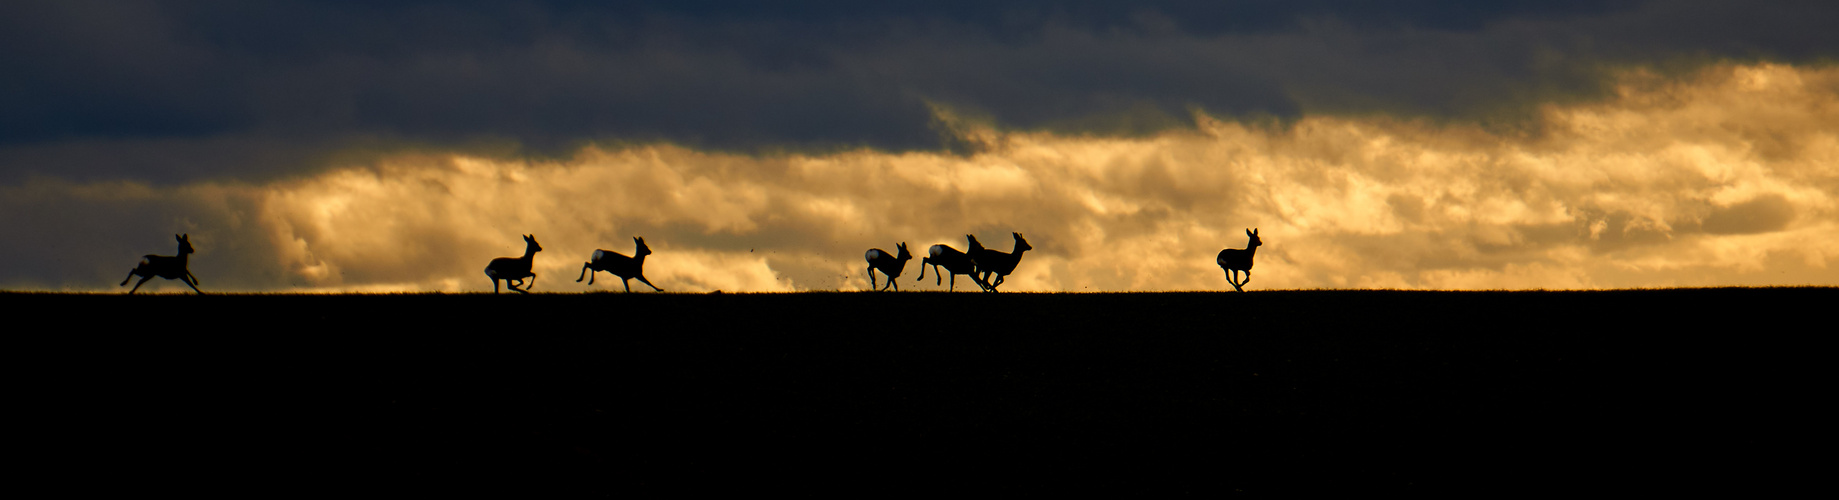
<box><xmin>6</xmin><ymin>63</ymin><xmax>1837</xmax><ymax>292</ymax></box>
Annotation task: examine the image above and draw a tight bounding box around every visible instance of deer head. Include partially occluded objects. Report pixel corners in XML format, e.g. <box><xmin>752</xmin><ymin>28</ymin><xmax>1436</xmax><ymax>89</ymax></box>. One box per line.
<box><xmin>177</xmin><ymin>234</ymin><xmax>195</xmax><ymax>255</ymax></box>
<box><xmin>635</xmin><ymin>236</ymin><xmax>652</xmax><ymax>257</ymax></box>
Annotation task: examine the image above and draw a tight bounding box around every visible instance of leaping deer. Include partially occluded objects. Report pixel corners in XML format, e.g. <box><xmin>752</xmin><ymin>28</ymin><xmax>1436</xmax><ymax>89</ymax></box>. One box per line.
<box><xmin>578</xmin><ymin>236</ymin><xmax>664</xmax><ymax>292</ymax></box>
<box><xmin>1217</xmin><ymin>228</ymin><xmax>1262</xmax><ymax>292</ymax></box>
<box><xmin>916</xmin><ymin>243</ymin><xmax>990</xmax><ymax>292</ymax></box>
<box><xmin>966</xmin><ymin>232</ymin><xmax>1032</xmax><ymax>293</ymax></box>
<box><xmin>121</xmin><ymin>233</ymin><xmax>203</xmax><ymax>294</ymax></box>
<box><xmin>863</xmin><ymin>242</ymin><xmax>913</xmax><ymax>291</ymax></box>
<box><xmin>485</xmin><ymin>234</ymin><xmax>542</xmax><ymax>294</ymax></box>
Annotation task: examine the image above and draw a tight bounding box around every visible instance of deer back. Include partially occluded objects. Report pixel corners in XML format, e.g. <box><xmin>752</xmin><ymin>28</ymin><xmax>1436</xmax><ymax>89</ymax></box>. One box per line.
<box><xmin>929</xmin><ymin>244</ymin><xmax>977</xmax><ymax>274</ymax></box>
<box><xmin>138</xmin><ymin>254</ymin><xmax>189</xmax><ymax>279</ymax></box>
<box><xmin>593</xmin><ymin>249</ymin><xmax>645</xmax><ymax>276</ymax></box>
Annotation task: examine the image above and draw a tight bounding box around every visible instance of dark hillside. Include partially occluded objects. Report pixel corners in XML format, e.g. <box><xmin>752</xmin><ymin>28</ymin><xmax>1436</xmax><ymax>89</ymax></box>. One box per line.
<box><xmin>11</xmin><ymin>288</ymin><xmax>1828</xmax><ymax>494</ymax></box>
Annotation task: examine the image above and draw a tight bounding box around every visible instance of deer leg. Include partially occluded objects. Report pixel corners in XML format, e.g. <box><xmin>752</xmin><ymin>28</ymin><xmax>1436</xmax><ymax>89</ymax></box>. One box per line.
<box><xmin>867</xmin><ymin>266</ymin><xmax>877</xmax><ymax>291</ymax></box>
<box><xmin>182</xmin><ymin>274</ymin><xmax>204</xmax><ymax>294</ymax></box>
<box><xmin>635</xmin><ymin>275</ymin><xmax>663</xmax><ymax>292</ymax></box>
<box><xmin>578</xmin><ymin>263</ymin><xmax>592</xmax><ymax>283</ymax></box>
<box><xmin>528</xmin><ymin>274</ymin><xmax>536</xmax><ymax>291</ymax></box>
<box><xmin>121</xmin><ymin>270</ymin><xmax>138</xmax><ymax>286</ymax></box>
<box><xmin>492</xmin><ymin>278</ymin><xmax>500</xmax><ymax>294</ymax></box>
<box><xmin>128</xmin><ymin>275</ymin><xmax>153</xmax><ymax>294</ymax></box>
<box><xmin>623</xmin><ymin>278</ymin><xmax>633</xmax><ymax>293</ymax></box>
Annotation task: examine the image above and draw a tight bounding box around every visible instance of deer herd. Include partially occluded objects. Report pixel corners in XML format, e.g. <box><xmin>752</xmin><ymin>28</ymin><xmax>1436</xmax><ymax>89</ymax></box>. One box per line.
<box><xmin>118</xmin><ymin>228</ymin><xmax>1266</xmax><ymax>294</ymax></box>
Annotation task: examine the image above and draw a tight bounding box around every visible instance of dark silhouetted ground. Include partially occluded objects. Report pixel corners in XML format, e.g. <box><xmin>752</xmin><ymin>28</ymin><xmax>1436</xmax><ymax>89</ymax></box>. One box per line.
<box><xmin>12</xmin><ymin>288</ymin><xmax>1827</xmax><ymax>494</ymax></box>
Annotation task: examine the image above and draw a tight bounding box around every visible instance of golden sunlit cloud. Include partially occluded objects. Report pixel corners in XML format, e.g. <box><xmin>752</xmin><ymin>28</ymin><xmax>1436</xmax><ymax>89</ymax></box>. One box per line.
<box><xmin>8</xmin><ymin>62</ymin><xmax>1838</xmax><ymax>292</ymax></box>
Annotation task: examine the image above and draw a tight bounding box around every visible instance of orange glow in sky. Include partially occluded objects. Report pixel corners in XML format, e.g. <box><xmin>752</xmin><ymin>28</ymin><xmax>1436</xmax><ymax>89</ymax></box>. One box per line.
<box><xmin>7</xmin><ymin>63</ymin><xmax>1837</xmax><ymax>292</ymax></box>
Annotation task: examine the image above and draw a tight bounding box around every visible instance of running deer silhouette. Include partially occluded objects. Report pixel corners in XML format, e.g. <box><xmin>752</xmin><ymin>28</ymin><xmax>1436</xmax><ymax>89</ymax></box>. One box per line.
<box><xmin>1217</xmin><ymin>228</ymin><xmax>1262</xmax><ymax>292</ymax></box>
<box><xmin>966</xmin><ymin>232</ymin><xmax>1032</xmax><ymax>292</ymax></box>
<box><xmin>578</xmin><ymin>236</ymin><xmax>663</xmax><ymax>292</ymax></box>
<box><xmin>863</xmin><ymin>242</ymin><xmax>913</xmax><ymax>291</ymax></box>
<box><xmin>916</xmin><ymin>243</ymin><xmax>990</xmax><ymax>292</ymax></box>
<box><xmin>121</xmin><ymin>233</ymin><xmax>203</xmax><ymax>294</ymax></box>
<box><xmin>485</xmin><ymin>234</ymin><xmax>542</xmax><ymax>294</ymax></box>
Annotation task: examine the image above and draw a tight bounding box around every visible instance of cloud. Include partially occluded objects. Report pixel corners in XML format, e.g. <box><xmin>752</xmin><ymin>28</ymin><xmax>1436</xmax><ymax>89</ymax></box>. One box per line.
<box><xmin>9</xmin><ymin>1</ymin><xmax>1839</xmax><ymax>187</ymax></box>
<box><xmin>5</xmin><ymin>62</ymin><xmax>1836</xmax><ymax>292</ymax></box>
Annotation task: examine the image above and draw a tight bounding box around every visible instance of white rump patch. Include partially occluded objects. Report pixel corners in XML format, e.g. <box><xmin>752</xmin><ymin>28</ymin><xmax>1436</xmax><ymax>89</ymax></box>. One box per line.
<box><xmin>594</xmin><ymin>249</ymin><xmax>607</xmax><ymax>261</ymax></box>
<box><xmin>865</xmin><ymin>249</ymin><xmax>883</xmax><ymax>261</ymax></box>
<box><xmin>485</xmin><ymin>268</ymin><xmax>497</xmax><ymax>277</ymax></box>
<box><xmin>930</xmin><ymin>245</ymin><xmax>948</xmax><ymax>258</ymax></box>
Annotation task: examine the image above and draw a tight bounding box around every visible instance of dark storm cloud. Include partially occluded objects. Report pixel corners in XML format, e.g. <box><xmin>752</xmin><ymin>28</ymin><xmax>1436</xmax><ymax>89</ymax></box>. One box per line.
<box><xmin>3</xmin><ymin>0</ymin><xmax>1837</xmax><ymax>185</ymax></box>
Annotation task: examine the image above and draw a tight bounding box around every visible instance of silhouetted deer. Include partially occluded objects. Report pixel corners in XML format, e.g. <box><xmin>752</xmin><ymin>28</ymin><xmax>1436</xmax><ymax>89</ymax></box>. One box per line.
<box><xmin>578</xmin><ymin>236</ymin><xmax>664</xmax><ymax>292</ymax></box>
<box><xmin>485</xmin><ymin>234</ymin><xmax>542</xmax><ymax>294</ymax></box>
<box><xmin>916</xmin><ymin>243</ymin><xmax>990</xmax><ymax>292</ymax></box>
<box><xmin>1217</xmin><ymin>228</ymin><xmax>1262</xmax><ymax>292</ymax></box>
<box><xmin>121</xmin><ymin>233</ymin><xmax>203</xmax><ymax>294</ymax></box>
<box><xmin>863</xmin><ymin>242</ymin><xmax>913</xmax><ymax>291</ymax></box>
<box><xmin>967</xmin><ymin>232</ymin><xmax>1032</xmax><ymax>292</ymax></box>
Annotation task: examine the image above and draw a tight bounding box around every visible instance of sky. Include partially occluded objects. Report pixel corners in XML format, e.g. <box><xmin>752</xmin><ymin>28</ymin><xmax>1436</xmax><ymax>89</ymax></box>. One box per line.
<box><xmin>4</xmin><ymin>0</ymin><xmax>1838</xmax><ymax>292</ymax></box>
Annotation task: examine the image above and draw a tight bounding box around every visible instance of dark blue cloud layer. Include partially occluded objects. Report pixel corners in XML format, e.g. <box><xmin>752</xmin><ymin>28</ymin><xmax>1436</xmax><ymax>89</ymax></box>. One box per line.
<box><xmin>2</xmin><ymin>0</ymin><xmax>1834</xmax><ymax>183</ymax></box>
